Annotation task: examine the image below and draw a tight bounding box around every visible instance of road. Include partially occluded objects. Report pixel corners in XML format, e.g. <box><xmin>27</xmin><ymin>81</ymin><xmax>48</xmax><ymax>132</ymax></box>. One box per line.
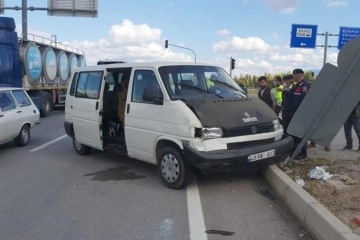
<box><xmin>0</xmin><ymin>111</ymin><xmax>320</xmax><ymax>240</ymax></box>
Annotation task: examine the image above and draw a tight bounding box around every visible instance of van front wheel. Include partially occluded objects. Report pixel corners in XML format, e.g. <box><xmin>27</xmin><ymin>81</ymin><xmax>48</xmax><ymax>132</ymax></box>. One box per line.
<box><xmin>157</xmin><ymin>146</ymin><xmax>193</xmax><ymax>189</ymax></box>
<box><xmin>73</xmin><ymin>136</ymin><xmax>92</xmax><ymax>155</ymax></box>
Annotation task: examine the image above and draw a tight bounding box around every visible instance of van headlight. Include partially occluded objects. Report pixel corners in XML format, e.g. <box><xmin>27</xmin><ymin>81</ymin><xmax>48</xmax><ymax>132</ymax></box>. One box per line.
<box><xmin>200</xmin><ymin>127</ymin><xmax>223</xmax><ymax>139</ymax></box>
<box><xmin>273</xmin><ymin>119</ymin><xmax>281</xmax><ymax>131</ymax></box>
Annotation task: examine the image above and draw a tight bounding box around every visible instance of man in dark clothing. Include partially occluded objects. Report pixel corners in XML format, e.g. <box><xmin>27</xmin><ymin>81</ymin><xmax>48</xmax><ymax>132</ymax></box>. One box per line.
<box><xmin>342</xmin><ymin>101</ymin><xmax>360</xmax><ymax>151</ymax></box>
<box><xmin>283</xmin><ymin>69</ymin><xmax>311</xmax><ymax>160</ymax></box>
<box><xmin>257</xmin><ymin>76</ymin><xmax>273</xmax><ymax>108</ymax></box>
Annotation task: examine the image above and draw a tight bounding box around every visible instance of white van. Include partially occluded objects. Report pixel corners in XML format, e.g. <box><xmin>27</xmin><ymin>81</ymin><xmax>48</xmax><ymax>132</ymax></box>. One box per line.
<box><xmin>64</xmin><ymin>62</ymin><xmax>293</xmax><ymax>189</ymax></box>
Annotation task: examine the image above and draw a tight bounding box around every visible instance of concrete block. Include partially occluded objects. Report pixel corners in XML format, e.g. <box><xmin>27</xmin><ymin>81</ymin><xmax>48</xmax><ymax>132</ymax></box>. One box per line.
<box><xmin>282</xmin><ymin>178</ymin><xmax>318</xmax><ymax>222</ymax></box>
<box><xmin>305</xmin><ymin>202</ymin><xmax>353</xmax><ymax>240</ymax></box>
<box><xmin>262</xmin><ymin>165</ymin><xmax>289</xmax><ymax>199</ymax></box>
<box><xmin>337</xmin><ymin>232</ymin><xmax>360</xmax><ymax>240</ymax></box>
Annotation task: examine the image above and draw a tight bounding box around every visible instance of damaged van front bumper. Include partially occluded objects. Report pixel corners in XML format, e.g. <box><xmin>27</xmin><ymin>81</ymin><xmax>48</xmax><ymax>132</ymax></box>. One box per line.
<box><xmin>183</xmin><ymin>135</ymin><xmax>294</xmax><ymax>172</ymax></box>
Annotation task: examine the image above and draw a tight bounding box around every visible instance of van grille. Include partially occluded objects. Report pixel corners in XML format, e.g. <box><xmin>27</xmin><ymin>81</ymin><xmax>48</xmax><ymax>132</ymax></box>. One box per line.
<box><xmin>227</xmin><ymin>138</ymin><xmax>275</xmax><ymax>150</ymax></box>
<box><xmin>223</xmin><ymin>123</ymin><xmax>274</xmax><ymax>137</ymax></box>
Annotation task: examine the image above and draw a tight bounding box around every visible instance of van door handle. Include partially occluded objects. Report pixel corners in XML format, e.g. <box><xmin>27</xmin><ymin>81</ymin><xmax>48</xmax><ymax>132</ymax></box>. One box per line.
<box><xmin>126</xmin><ymin>104</ymin><xmax>130</xmax><ymax>113</ymax></box>
<box><xmin>95</xmin><ymin>101</ymin><xmax>99</xmax><ymax>110</ymax></box>
<box><xmin>71</xmin><ymin>105</ymin><xmax>73</xmax><ymax>109</ymax></box>
<box><xmin>0</xmin><ymin>114</ymin><xmax>3</xmax><ymax>117</ymax></box>
<box><xmin>17</xmin><ymin>111</ymin><xmax>22</xmax><ymax>113</ymax></box>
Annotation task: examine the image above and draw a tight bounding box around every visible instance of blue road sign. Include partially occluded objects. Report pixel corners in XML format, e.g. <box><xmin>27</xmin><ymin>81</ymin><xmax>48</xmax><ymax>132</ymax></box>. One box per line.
<box><xmin>290</xmin><ymin>24</ymin><xmax>318</xmax><ymax>49</ymax></box>
<box><xmin>338</xmin><ymin>26</ymin><xmax>360</xmax><ymax>49</ymax></box>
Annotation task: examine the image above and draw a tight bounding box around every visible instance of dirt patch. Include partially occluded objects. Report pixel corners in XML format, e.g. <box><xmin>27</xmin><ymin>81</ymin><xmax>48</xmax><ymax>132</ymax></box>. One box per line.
<box><xmin>280</xmin><ymin>147</ymin><xmax>360</xmax><ymax>236</ymax></box>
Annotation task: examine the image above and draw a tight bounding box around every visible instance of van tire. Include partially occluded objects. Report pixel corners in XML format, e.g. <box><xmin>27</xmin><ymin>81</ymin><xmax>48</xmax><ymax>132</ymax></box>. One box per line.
<box><xmin>14</xmin><ymin>125</ymin><xmax>30</xmax><ymax>147</ymax></box>
<box><xmin>73</xmin><ymin>136</ymin><xmax>92</xmax><ymax>155</ymax></box>
<box><xmin>157</xmin><ymin>146</ymin><xmax>193</xmax><ymax>189</ymax></box>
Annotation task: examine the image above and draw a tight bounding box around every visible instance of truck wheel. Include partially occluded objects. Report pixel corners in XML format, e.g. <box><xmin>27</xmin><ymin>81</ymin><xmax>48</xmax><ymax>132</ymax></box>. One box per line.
<box><xmin>40</xmin><ymin>94</ymin><xmax>52</xmax><ymax>117</ymax></box>
<box><xmin>157</xmin><ymin>146</ymin><xmax>193</xmax><ymax>189</ymax></box>
<box><xmin>14</xmin><ymin>125</ymin><xmax>30</xmax><ymax>147</ymax></box>
<box><xmin>73</xmin><ymin>136</ymin><xmax>92</xmax><ymax>155</ymax></box>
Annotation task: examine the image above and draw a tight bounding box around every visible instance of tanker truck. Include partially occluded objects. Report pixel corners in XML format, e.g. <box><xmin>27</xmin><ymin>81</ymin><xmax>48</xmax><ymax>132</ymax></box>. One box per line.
<box><xmin>0</xmin><ymin>16</ymin><xmax>86</xmax><ymax>117</ymax></box>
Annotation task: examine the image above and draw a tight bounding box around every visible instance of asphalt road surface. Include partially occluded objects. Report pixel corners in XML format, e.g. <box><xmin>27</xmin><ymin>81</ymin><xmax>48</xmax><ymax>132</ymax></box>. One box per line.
<box><xmin>0</xmin><ymin>111</ymin><xmax>317</xmax><ymax>240</ymax></box>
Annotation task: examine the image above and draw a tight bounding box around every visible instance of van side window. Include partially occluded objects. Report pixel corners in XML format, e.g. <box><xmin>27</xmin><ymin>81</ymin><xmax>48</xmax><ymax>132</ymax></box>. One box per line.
<box><xmin>0</xmin><ymin>92</ymin><xmax>16</xmax><ymax>111</ymax></box>
<box><xmin>12</xmin><ymin>90</ymin><xmax>31</xmax><ymax>107</ymax></box>
<box><xmin>75</xmin><ymin>71</ymin><xmax>103</xmax><ymax>99</ymax></box>
<box><xmin>69</xmin><ymin>72</ymin><xmax>78</xmax><ymax>96</ymax></box>
<box><xmin>132</xmin><ymin>70</ymin><xmax>162</xmax><ymax>103</ymax></box>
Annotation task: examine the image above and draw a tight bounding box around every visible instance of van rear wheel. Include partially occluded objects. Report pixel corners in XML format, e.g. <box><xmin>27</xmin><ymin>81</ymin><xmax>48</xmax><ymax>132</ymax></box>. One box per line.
<box><xmin>73</xmin><ymin>136</ymin><xmax>92</xmax><ymax>155</ymax></box>
<box><xmin>157</xmin><ymin>146</ymin><xmax>193</xmax><ymax>189</ymax></box>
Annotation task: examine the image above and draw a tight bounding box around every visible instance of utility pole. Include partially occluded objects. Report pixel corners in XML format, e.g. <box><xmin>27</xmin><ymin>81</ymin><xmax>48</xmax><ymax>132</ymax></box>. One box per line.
<box><xmin>0</xmin><ymin>0</ymin><xmax>97</xmax><ymax>40</ymax></box>
<box><xmin>317</xmin><ymin>31</ymin><xmax>339</xmax><ymax>65</ymax></box>
<box><xmin>22</xmin><ymin>0</ymin><xmax>27</xmax><ymax>39</ymax></box>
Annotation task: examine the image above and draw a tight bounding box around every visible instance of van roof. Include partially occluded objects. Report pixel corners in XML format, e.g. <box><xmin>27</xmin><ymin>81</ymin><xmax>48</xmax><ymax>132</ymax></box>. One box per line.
<box><xmin>75</xmin><ymin>62</ymin><xmax>219</xmax><ymax>71</ymax></box>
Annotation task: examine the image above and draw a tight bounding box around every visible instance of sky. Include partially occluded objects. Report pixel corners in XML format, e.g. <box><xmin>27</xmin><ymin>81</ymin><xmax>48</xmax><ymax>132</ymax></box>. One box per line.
<box><xmin>1</xmin><ymin>0</ymin><xmax>360</xmax><ymax>76</ymax></box>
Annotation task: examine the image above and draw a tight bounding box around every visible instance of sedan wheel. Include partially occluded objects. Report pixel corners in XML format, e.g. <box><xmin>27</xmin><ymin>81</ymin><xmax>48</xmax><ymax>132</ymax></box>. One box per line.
<box><xmin>15</xmin><ymin>125</ymin><xmax>30</xmax><ymax>147</ymax></box>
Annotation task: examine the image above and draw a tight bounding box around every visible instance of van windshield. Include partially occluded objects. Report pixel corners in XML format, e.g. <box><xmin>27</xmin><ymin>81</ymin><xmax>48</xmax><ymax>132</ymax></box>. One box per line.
<box><xmin>158</xmin><ymin>65</ymin><xmax>247</xmax><ymax>101</ymax></box>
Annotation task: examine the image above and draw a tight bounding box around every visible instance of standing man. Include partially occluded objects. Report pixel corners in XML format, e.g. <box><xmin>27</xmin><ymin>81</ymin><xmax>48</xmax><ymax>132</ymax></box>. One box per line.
<box><xmin>342</xmin><ymin>101</ymin><xmax>360</xmax><ymax>151</ymax></box>
<box><xmin>257</xmin><ymin>76</ymin><xmax>273</xmax><ymax>108</ymax></box>
<box><xmin>281</xmin><ymin>75</ymin><xmax>293</xmax><ymax>134</ymax></box>
<box><xmin>283</xmin><ymin>69</ymin><xmax>311</xmax><ymax>160</ymax></box>
<box><xmin>270</xmin><ymin>76</ymin><xmax>283</xmax><ymax>116</ymax></box>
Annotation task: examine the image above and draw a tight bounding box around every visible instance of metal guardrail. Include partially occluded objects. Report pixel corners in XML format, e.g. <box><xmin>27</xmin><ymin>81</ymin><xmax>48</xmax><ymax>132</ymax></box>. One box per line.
<box><xmin>18</xmin><ymin>32</ymin><xmax>84</xmax><ymax>55</ymax></box>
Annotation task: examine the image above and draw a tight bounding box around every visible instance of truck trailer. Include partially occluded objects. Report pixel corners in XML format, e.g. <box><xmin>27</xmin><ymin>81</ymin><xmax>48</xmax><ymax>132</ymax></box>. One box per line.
<box><xmin>0</xmin><ymin>16</ymin><xmax>86</xmax><ymax>117</ymax></box>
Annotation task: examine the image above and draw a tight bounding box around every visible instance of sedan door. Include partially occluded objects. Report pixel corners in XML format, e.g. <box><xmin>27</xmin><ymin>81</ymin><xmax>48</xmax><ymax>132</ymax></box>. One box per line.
<box><xmin>0</xmin><ymin>91</ymin><xmax>20</xmax><ymax>140</ymax></box>
<box><xmin>0</xmin><ymin>108</ymin><xmax>6</xmax><ymax>142</ymax></box>
<box><xmin>11</xmin><ymin>90</ymin><xmax>39</xmax><ymax>125</ymax></box>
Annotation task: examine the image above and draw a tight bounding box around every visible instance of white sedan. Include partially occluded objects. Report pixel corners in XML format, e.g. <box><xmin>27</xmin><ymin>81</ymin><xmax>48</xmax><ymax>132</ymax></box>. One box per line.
<box><xmin>0</xmin><ymin>87</ymin><xmax>40</xmax><ymax>147</ymax></box>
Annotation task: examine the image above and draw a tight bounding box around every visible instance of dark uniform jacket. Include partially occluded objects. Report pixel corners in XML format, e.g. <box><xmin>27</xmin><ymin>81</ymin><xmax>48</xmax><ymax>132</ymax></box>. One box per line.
<box><xmin>282</xmin><ymin>84</ymin><xmax>293</xmax><ymax>114</ymax></box>
<box><xmin>258</xmin><ymin>87</ymin><xmax>273</xmax><ymax>109</ymax></box>
<box><xmin>283</xmin><ymin>79</ymin><xmax>311</xmax><ymax>116</ymax></box>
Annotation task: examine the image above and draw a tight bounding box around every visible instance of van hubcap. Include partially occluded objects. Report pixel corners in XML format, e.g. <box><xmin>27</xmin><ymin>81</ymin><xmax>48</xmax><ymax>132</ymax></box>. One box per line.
<box><xmin>161</xmin><ymin>154</ymin><xmax>180</xmax><ymax>183</ymax></box>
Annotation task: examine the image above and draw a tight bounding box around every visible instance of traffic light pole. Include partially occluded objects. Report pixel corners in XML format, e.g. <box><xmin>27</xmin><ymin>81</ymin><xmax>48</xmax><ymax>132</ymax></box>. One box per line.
<box><xmin>165</xmin><ymin>40</ymin><xmax>196</xmax><ymax>62</ymax></box>
<box><xmin>230</xmin><ymin>57</ymin><xmax>232</xmax><ymax>76</ymax></box>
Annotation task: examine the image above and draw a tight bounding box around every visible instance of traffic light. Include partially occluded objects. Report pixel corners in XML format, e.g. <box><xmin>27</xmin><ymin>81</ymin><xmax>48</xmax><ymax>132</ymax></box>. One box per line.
<box><xmin>231</xmin><ymin>57</ymin><xmax>236</xmax><ymax>70</ymax></box>
<box><xmin>165</xmin><ymin>40</ymin><xmax>168</xmax><ymax>48</ymax></box>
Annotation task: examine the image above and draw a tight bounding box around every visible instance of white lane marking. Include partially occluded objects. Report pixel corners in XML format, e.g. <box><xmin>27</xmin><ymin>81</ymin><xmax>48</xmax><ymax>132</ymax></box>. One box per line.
<box><xmin>30</xmin><ymin>134</ymin><xmax>68</xmax><ymax>152</ymax></box>
<box><xmin>187</xmin><ymin>176</ymin><xmax>208</xmax><ymax>240</ymax></box>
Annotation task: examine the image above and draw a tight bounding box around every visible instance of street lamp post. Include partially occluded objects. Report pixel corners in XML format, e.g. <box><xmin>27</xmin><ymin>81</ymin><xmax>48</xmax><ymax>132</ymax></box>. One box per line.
<box><xmin>165</xmin><ymin>40</ymin><xmax>197</xmax><ymax>62</ymax></box>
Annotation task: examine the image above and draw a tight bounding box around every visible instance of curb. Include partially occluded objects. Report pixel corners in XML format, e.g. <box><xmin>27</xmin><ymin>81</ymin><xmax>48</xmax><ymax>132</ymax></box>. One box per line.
<box><xmin>262</xmin><ymin>164</ymin><xmax>360</xmax><ymax>240</ymax></box>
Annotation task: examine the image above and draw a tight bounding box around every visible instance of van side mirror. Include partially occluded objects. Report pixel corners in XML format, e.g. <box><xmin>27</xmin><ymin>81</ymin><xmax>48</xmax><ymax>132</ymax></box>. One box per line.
<box><xmin>143</xmin><ymin>87</ymin><xmax>163</xmax><ymax>105</ymax></box>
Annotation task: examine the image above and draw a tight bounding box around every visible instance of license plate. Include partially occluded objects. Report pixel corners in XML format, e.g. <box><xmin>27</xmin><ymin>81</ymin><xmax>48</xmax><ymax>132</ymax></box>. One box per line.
<box><xmin>248</xmin><ymin>149</ymin><xmax>275</xmax><ymax>162</ymax></box>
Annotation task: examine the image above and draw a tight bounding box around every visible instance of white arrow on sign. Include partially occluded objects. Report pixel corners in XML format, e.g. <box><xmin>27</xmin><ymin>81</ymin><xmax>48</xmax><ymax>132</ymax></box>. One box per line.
<box><xmin>300</xmin><ymin>42</ymin><xmax>307</xmax><ymax>46</ymax></box>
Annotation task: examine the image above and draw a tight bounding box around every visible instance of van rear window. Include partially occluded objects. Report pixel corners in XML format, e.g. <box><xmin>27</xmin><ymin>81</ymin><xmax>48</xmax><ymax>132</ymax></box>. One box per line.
<box><xmin>75</xmin><ymin>71</ymin><xmax>103</xmax><ymax>99</ymax></box>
